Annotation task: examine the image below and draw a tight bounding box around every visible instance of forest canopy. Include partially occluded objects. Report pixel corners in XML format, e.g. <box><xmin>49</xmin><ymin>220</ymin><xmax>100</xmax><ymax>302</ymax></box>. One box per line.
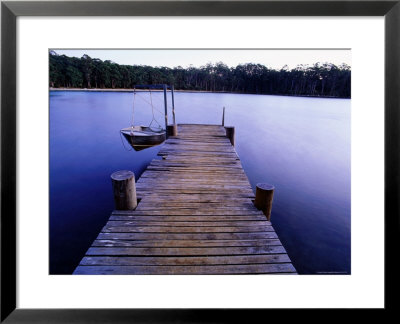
<box><xmin>49</xmin><ymin>51</ymin><xmax>351</xmax><ymax>98</ymax></box>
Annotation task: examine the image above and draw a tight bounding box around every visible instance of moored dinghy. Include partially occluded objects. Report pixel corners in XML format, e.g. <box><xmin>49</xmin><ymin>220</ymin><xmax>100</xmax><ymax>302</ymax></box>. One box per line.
<box><xmin>120</xmin><ymin>125</ymin><xmax>166</xmax><ymax>151</ymax></box>
<box><xmin>120</xmin><ymin>84</ymin><xmax>176</xmax><ymax>151</ymax></box>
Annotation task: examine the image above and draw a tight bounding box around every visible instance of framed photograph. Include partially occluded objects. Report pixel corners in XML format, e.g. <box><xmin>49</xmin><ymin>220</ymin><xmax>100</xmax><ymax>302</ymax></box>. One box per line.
<box><xmin>1</xmin><ymin>0</ymin><xmax>398</xmax><ymax>321</ymax></box>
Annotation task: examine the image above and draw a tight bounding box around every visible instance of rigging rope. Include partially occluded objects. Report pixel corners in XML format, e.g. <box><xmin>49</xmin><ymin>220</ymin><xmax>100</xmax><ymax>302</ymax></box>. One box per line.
<box><xmin>129</xmin><ymin>88</ymin><xmax>165</xmax><ymax>132</ymax></box>
<box><xmin>135</xmin><ymin>92</ymin><xmax>165</xmax><ymax>115</ymax></box>
<box><xmin>145</xmin><ymin>90</ymin><xmax>174</xmax><ymax>115</ymax></box>
<box><xmin>148</xmin><ymin>88</ymin><xmax>163</xmax><ymax>132</ymax></box>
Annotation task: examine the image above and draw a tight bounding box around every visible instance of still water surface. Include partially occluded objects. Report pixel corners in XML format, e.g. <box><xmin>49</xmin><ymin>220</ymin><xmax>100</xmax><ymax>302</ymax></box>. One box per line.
<box><xmin>50</xmin><ymin>90</ymin><xmax>350</xmax><ymax>274</ymax></box>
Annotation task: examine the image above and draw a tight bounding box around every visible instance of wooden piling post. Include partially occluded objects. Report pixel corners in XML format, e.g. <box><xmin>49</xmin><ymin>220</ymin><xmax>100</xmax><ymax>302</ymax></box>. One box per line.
<box><xmin>222</xmin><ymin>107</ymin><xmax>225</xmax><ymax>126</ymax></box>
<box><xmin>171</xmin><ymin>85</ymin><xmax>176</xmax><ymax>125</ymax></box>
<box><xmin>225</xmin><ymin>126</ymin><xmax>235</xmax><ymax>146</ymax></box>
<box><xmin>111</xmin><ymin>170</ymin><xmax>137</xmax><ymax>210</ymax></box>
<box><xmin>163</xmin><ymin>84</ymin><xmax>168</xmax><ymax>133</ymax></box>
<box><xmin>254</xmin><ymin>183</ymin><xmax>274</xmax><ymax>221</ymax></box>
<box><xmin>167</xmin><ymin>124</ymin><xmax>178</xmax><ymax>137</ymax></box>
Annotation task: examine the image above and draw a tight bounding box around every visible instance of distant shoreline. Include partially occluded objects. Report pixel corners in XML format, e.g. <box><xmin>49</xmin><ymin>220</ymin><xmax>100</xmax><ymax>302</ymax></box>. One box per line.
<box><xmin>49</xmin><ymin>88</ymin><xmax>349</xmax><ymax>99</ymax></box>
<box><xmin>49</xmin><ymin>87</ymin><xmax>217</xmax><ymax>94</ymax></box>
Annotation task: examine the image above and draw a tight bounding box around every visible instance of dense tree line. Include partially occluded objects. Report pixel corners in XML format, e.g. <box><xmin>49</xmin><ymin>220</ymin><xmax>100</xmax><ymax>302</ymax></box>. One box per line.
<box><xmin>49</xmin><ymin>51</ymin><xmax>351</xmax><ymax>98</ymax></box>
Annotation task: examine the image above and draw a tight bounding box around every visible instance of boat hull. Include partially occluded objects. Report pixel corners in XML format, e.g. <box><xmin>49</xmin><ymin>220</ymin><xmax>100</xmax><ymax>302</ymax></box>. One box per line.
<box><xmin>121</xmin><ymin>126</ymin><xmax>166</xmax><ymax>151</ymax></box>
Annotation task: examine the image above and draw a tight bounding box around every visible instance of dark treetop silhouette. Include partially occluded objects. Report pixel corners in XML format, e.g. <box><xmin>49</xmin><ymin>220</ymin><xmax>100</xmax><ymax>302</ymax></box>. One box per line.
<box><xmin>49</xmin><ymin>51</ymin><xmax>351</xmax><ymax>98</ymax></box>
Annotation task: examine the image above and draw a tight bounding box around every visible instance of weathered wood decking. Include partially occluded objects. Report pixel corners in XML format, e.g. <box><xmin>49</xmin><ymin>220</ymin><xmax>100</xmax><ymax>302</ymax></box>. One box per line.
<box><xmin>74</xmin><ymin>124</ymin><xmax>296</xmax><ymax>274</ymax></box>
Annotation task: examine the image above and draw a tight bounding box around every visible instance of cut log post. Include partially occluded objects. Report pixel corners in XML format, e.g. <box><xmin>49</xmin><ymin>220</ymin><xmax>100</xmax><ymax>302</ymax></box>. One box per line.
<box><xmin>167</xmin><ymin>124</ymin><xmax>178</xmax><ymax>137</ymax></box>
<box><xmin>222</xmin><ymin>107</ymin><xmax>225</xmax><ymax>126</ymax></box>
<box><xmin>171</xmin><ymin>85</ymin><xmax>176</xmax><ymax>125</ymax></box>
<box><xmin>225</xmin><ymin>126</ymin><xmax>235</xmax><ymax>146</ymax></box>
<box><xmin>254</xmin><ymin>183</ymin><xmax>275</xmax><ymax>221</ymax></box>
<box><xmin>111</xmin><ymin>170</ymin><xmax>137</xmax><ymax>210</ymax></box>
<box><xmin>163</xmin><ymin>84</ymin><xmax>168</xmax><ymax>132</ymax></box>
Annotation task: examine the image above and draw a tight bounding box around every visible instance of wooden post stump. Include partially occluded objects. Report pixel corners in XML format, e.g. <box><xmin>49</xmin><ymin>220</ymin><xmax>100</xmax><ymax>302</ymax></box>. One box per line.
<box><xmin>111</xmin><ymin>170</ymin><xmax>137</xmax><ymax>210</ymax></box>
<box><xmin>222</xmin><ymin>107</ymin><xmax>225</xmax><ymax>126</ymax></box>
<box><xmin>254</xmin><ymin>183</ymin><xmax>274</xmax><ymax>221</ymax></box>
<box><xmin>225</xmin><ymin>126</ymin><xmax>235</xmax><ymax>146</ymax></box>
<box><xmin>167</xmin><ymin>124</ymin><xmax>178</xmax><ymax>137</ymax></box>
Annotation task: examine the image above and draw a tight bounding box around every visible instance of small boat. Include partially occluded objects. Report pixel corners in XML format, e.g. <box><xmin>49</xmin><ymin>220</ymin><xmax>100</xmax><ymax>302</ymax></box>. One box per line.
<box><xmin>120</xmin><ymin>84</ymin><xmax>175</xmax><ymax>151</ymax></box>
<box><xmin>120</xmin><ymin>125</ymin><xmax>166</xmax><ymax>151</ymax></box>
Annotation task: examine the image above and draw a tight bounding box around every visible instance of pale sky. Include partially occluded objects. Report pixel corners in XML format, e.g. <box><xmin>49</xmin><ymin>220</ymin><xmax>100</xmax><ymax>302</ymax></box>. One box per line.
<box><xmin>53</xmin><ymin>49</ymin><xmax>351</xmax><ymax>70</ymax></box>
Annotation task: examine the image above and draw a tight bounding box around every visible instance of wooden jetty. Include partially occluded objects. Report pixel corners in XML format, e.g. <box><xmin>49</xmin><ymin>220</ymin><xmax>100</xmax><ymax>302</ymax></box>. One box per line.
<box><xmin>74</xmin><ymin>124</ymin><xmax>296</xmax><ymax>275</ymax></box>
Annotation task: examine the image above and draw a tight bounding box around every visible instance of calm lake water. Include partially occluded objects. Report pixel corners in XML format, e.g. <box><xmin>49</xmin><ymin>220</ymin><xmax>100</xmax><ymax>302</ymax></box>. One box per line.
<box><xmin>50</xmin><ymin>90</ymin><xmax>350</xmax><ymax>274</ymax></box>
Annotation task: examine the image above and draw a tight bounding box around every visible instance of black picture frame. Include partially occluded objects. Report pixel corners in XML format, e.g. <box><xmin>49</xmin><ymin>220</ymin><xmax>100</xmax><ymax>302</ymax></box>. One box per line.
<box><xmin>1</xmin><ymin>0</ymin><xmax>399</xmax><ymax>322</ymax></box>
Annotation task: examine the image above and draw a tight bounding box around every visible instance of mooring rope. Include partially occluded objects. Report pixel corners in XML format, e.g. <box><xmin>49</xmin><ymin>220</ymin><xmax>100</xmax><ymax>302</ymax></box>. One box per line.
<box><xmin>147</xmin><ymin>88</ymin><xmax>164</xmax><ymax>132</ymax></box>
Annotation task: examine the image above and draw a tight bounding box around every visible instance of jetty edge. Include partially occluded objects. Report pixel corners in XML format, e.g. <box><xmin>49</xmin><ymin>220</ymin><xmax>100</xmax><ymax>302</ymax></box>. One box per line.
<box><xmin>73</xmin><ymin>124</ymin><xmax>296</xmax><ymax>275</ymax></box>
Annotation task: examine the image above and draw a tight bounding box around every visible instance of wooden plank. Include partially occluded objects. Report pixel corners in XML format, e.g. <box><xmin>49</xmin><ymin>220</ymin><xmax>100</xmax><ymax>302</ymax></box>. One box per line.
<box><xmin>79</xmin><ymin>254</ymin><xmax>291</xmax><ymax>266</ymax></box>
<box><xmin>136</xmin><ymin>192</ymin><xmax>255</xmax><ymax>199</ymax></box>
<box><xmin>109</xmin><ymin>215</ymin><xmax>268</xmax><ymax>221</ymax></box>
<box><xmin>109</xmin><ymin>210</ymin><xmax>262</xmax><ymax>216</ymax></box>
<box><xmin>86</xmin><ymin>245</ymin><xmax>287</xmax><ymax>256</ymax></box>
<box><xmin>92</xmin><ymin>239</ymin><xmax>282</xmax><ymax>247</ymax></box>
<box><xmin>102</xmin><ymin>225</ymin><xmax>274</xmax><ymax>233</ymax></box>
<box><xmin>96</xmin><ymin>232</ymin><xmax>279</xmax><ymax>241</ymax></box>
<box><xmin>104</xmin><ymin>220</ymin><xmax>271</xmax><ymax>227</ymax></box>
<box><xmin>134</xmin><ymin>206</ymin><xmax>262</xmax><ymax>212</ymax></box>
<box><xmin>73</xmin><ymin>263</ymin><xmax>297</xmax><ymax>275</ymax></box>
<box><xmin>128</xmin><ymin>194</ymin><xmax>256</xmax><ymax>201</ymax></box>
